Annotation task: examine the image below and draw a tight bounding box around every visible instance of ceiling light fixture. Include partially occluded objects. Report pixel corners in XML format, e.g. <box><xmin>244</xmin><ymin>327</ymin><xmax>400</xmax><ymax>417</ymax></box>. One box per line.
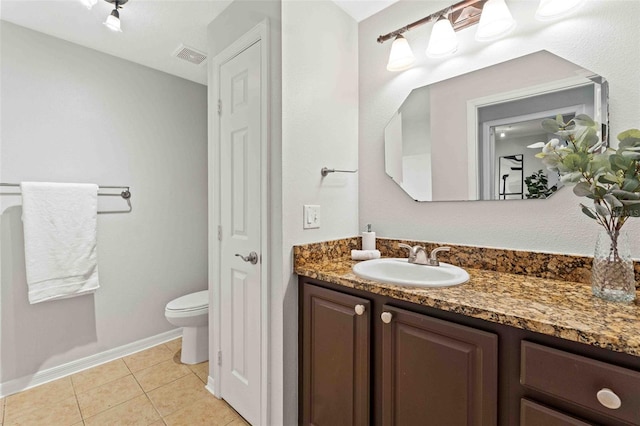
<box><xmin>535</xmin><ymin>0</ymin><xmax>585</xmax><ymax>21</ymax></box>
<box><xmin>426</xmin><ymin>14</ymin><xmax>458</xmax><ymax>58</ymax></box>
<box><xmin>103</xmin><ymin>0</ymin><xmax>128</xmax><ymax>33</ymax></box>
<box><xmin>475</xmin><ymin>0</ymin><xmax>516</xmax><ymax>42</ymax></box>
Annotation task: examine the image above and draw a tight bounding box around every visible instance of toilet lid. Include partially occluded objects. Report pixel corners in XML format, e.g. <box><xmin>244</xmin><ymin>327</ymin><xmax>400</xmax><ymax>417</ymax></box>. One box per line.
<box><xmin>166</xmin><ymin>290</ymin><xmax>208</xmax><ymax>312</ymax></box>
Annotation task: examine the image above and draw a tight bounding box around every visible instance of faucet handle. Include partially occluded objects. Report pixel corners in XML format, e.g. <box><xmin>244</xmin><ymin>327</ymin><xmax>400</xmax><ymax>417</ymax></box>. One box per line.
<box><xmin>398</xmin><ymin>243</ymin><xmax>416</xmax><ymax>261</ymax></box>
<box><xmin>428</xmin><ymin>246</ymin><xmax>450</xmax><ymax>266</ymax></box>
<box><xmin>398</xmin><ymin>243</ymin><xmax>414</xmax><ymax>254</ymax></box>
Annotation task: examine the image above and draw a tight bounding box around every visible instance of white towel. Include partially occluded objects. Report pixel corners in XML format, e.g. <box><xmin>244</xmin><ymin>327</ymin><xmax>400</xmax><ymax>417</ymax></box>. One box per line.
<box><xmin>21</xmin><ymin>182</ymin><xmax>100</xmax><ymax>304</ymax></box>
<box><xmin>351</xmin><ymin>249</ymin><xmax>381</xmax><ymax>261</ymax></box>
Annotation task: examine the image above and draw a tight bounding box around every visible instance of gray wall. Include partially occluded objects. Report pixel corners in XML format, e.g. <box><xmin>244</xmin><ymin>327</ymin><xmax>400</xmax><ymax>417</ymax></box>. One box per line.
<box><xmin>0</xmin><ymin>22</ymin><xmax>208</xmax><ymax>383</ymax></box>
<box><xmin>359</xmin><ymin>0</ymin><xmax>640</xmax><ymax>257</ymax></box>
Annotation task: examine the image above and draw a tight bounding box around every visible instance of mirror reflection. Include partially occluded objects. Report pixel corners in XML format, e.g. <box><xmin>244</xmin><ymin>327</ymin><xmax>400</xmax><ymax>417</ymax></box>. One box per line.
<box><xmin>384</xmin><ymin>50</ymin><xmax>609</xmax><ymax>202</ymax></box>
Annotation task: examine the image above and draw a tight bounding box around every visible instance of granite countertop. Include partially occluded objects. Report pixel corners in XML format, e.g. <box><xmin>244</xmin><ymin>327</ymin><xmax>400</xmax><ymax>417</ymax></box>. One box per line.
<box><xmin>294</xmin><ymin>239</ymin><xmax>640</xmax><ymax>358</ymax></box>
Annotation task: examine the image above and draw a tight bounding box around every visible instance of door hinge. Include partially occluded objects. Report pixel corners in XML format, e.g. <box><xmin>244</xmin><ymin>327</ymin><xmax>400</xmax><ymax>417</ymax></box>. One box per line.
<box><xmin>218</xmin><ymin>225</ymin><xmax>222</xmax><ymax>241</ymax></box>
<box><xmin>217</xmin><ymin>99</ymin><xmax>222</xmax><ymax>115</ymax></box>
<box><xmin>217</xmin><ymin>350</ymin><xmax>222</xmax><ymax>366</ymax></box>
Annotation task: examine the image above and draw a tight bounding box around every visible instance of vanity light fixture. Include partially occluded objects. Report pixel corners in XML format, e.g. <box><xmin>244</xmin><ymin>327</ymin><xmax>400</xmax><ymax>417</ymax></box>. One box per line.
<box><xmin>387</xmin><ymin>35</ymin><xmax>416</xmax><ymax>71</ymax></box>
<box><xmin>379</xmin><ymin>0</ymin><xmax>518</xmax><ymax>71</ymax></box>
<box><xmin>103</xmin><ymin>0</ymin><xmax>128</xmax><ymax>33</ymax></box>
<box><xmin>426</xmin><ymin>14</ymin><xmax>459</xmax><ymax>58</ymax></box>
<box><xmin>535</xmin><ymin>0</ymin><xmax>585</xmax><ymax>21</ymax></box>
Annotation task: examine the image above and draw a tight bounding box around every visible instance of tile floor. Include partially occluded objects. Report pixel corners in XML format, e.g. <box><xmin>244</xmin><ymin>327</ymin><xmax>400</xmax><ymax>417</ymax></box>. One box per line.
<box><xmin>0</xmin><ymin>338</ymin><xmax>249</xmax><ymax>426</ymax></box>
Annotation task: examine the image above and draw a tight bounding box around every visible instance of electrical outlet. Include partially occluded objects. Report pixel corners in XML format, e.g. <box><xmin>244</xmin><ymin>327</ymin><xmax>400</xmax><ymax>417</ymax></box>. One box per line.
<box><xmin>303</xmin><ymin>205</ymin><xmax>320</xmax><ymax>229</ymax></box>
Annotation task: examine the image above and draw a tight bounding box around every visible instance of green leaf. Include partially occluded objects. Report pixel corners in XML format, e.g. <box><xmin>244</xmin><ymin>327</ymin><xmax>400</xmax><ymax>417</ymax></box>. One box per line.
<box><xmin>563</xmin><ymin>152</ymin><xmax>589</xmax><ymax>171</ymax></box>
<box><xmin>574</xmin><ymin>126</ymin><xmax>599</xmax><ymax>148</ymax></box>
<box><xmin>574</xmin><ymin>114</ymin><xmax>596</xmax><ymax>126</ymax></box>
<box><xmin>622</xmin><ymin>178</ymin><xmax>640</xmax><ymax>192</ymax></box>
<box><xmin>560</xmin><ymin>171</ymin><xmax>583</xmax><ymax>183</ymax></box>
<box><xmin>542</xmin><ymin>118</ymin><xmax>561</xmax><ymax>133</ymax></box>
<box><xmin>610</xmin><ymin>154</ymin><xmax>632</xmax><ymax>171</ymax></box>
<box><xmin>621</xmin><ymin>151</ymin><xmax>640</xmax><ymax>160</ymax></box>
<box><xmin>580</xmin><ymin>204</ymin><xmax>598</xmax><ymax>220</ymax></box>
<box><xmin>573</xmin><ymin>182</ymin><xmax>592</xmax><ymax>197</ymax></box>
<box><xmin>595</xmin><ymin>203</ymin><xmax>610</xmax><ymax>216</ymax></box>
<box><xmin>599</xmin><ymin>173</ymin><xmax>619</xmax><ymax>184</ymax></box>
<box><xmin>611</xmin><ymin>189</ymin><xmax>640</xmax><ymax>200</ymax></box>
<box><xmin>618</xmin><ymin>128</ymin><xmax>640</xmax><ymax>142</ymax></box>
<box><xmin>620</xmin><ymin>199</ymin><xmax>640</xmax><ymax>206</ymax></box>
<box><xmin>604</xmin><ymin>194</ymin><xmax>623</xmax><ymax>208</ymax></box>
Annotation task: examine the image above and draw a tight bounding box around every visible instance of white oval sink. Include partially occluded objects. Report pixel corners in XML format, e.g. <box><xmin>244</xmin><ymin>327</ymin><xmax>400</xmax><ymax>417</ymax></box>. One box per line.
<box><xmin>352</xmin><ymin>258</ymin><xmax>469</xmax><ymax>287</ymax></box>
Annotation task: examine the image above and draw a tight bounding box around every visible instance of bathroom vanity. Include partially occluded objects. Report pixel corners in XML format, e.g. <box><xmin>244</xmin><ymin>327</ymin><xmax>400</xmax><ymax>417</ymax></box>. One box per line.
<box><xmin>295</xmin><ymin>239</ymin><xmax>640</xmax><ymax>426</ymax></box>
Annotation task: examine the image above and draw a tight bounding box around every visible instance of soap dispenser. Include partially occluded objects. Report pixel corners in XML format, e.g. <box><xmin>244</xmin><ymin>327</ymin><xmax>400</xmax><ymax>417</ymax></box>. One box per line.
<box><xmin>362</xmin><ymin>224</ymin><xmax>376</xmax><ymax>251</ymax></box>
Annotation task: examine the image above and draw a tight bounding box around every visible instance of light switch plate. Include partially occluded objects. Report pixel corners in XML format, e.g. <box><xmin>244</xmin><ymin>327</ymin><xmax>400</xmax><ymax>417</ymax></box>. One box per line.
<box><xmin>303</xmin><ymin>205</ymin><xmax>320</xmax><ymax>229</ymax></box>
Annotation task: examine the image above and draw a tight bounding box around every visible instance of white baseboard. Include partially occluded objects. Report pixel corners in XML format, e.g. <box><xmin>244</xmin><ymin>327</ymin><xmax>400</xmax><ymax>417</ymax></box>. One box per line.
<box><xmin>0</xmin><ymin>328</ymin><xmax>182</xmax><ymax>398</ymax></box>
<box><xmin>206</xmin><ymin>375</ymin><xmax>224</xmax><ymax>400</ymax></box>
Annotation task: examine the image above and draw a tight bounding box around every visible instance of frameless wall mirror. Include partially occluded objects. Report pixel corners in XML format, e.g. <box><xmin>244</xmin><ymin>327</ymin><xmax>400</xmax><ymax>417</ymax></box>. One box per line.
<box><xmin>383</xmin><ymin>50</ymin><xmax>609</xmax><ymax>202</ymax></box>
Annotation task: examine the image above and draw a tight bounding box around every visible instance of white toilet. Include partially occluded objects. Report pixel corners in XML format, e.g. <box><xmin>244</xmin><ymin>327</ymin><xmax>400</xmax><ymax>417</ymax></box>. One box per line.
<box><xmin>165</xmin><ymin>290</ymin><xmax>209</xmax><ymax>364</ymax></box>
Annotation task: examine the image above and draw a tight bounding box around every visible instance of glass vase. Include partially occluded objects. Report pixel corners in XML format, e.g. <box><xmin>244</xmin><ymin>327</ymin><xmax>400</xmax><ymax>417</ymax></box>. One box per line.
<box><xmin>591</xmin><ymin>230</ymin><xmax>636</xmax><ymax>303</ymax></box>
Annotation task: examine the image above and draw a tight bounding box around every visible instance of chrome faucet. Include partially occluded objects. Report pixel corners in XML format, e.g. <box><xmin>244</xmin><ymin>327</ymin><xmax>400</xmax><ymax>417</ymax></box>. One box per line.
<box><xmin>398</xmin><ymin>243</ymin><xmax>428</xmax><ymax>264</ymax></box>
<box><xmin>398</xmin><ymin>243</ymin><xmax>451</xmax><ymax>266</ymax></box>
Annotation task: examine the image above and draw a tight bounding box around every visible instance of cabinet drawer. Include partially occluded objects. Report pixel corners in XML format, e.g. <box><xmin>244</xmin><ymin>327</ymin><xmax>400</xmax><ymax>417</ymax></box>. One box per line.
<box><xmin>520</xmin><ymin>399</ymin><xmax>593</xmax><ymax>426</ymax></box>
<box><xmin>521</xmin><ymin>341</ymin><xmax>640</xmax><ymax>425</ymax></box>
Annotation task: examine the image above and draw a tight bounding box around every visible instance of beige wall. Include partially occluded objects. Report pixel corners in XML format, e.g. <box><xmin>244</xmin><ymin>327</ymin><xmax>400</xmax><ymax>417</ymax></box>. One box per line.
<box><xmin>359</xmin><ymin>0</ymin><xmax>640</xmax><ymax>256</ymax></box>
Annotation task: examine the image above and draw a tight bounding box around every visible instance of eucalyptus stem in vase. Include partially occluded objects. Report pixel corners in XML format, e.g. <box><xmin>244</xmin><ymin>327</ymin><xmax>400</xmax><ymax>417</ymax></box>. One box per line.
<box><xmin>535</xmin><ymin>114</ymin><xmax>640</xmax><ymax>302</ymax></box>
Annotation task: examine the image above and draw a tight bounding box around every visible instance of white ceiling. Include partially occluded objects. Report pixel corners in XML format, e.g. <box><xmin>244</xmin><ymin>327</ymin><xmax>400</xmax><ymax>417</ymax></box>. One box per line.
<box><xmin>332</xmin><ymin>0</ymin><xmax>397</xmax><ymax>22</ymax></box>
<box><xmin>1</xmin><ymin>0</ymin><xmax>395</xmax><ymax>86</ymax></box>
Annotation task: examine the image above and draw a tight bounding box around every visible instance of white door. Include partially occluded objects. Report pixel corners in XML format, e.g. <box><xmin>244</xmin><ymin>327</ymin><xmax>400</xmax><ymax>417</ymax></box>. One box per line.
<box><xmin>219</xmin><ymin>40</ymin><xmax>262</xmax><ymax>425</ymax></box>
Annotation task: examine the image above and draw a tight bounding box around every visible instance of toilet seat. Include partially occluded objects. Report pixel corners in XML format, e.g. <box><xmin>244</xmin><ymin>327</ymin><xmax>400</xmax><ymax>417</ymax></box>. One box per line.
<box><xmin>165</xmin><ymin>305</ymin><xmax>207</xmax><ymax>319</ymax></box>
<box><xmin>165</xmin><ymin>290</ymin><xmax>208</xmax><ymax>313</ymax></box>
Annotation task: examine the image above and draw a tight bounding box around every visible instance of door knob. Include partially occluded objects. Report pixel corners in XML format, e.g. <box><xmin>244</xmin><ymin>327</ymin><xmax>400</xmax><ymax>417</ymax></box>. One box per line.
<box><xmin>596</xmin><ymin>388</ymin><xmax>622</xmax><ymax>410</ymax></box>
<box><xmin>235</xmin><ymin>252</ymin><xmax>259</xmax><ymax>265</ymax></box>
<box><xmin>381</xmin><ymin>312</ymin><xmax>393</xmax><ymax>324</ymax></box>
<box><xmin>355</xmin><ymin>304</ymin><xmax>366</xmax><ymax>315</ymax></box>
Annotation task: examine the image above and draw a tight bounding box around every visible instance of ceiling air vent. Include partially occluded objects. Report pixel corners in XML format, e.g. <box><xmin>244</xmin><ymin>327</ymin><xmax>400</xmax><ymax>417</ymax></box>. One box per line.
<box><xmin>173</xmin><ymin>44</ymin><xmax>207</xmax><ymax>66</ymax></box>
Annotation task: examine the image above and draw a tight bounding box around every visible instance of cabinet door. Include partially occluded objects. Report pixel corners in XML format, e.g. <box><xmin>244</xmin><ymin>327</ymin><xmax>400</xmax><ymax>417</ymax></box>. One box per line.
<box><xmin>381</xmin><ymin>305</ymin><xmax>497</xmax><ymax>426</ymax></box>
<box><xmin>302</xmin><ymin>283</ymin><xmax>370</xmax><ymax>426</ymax></box>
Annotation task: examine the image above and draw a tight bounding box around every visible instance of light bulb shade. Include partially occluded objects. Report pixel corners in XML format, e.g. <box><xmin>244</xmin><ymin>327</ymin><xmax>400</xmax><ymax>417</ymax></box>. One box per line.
<box><xmin>426</xmin><ymin>17</ymin><xmax>458</xmax><ymax>58</ymax></box>
<box><xmin>80</xmin><ymin>0</ymin><xmax>98</xmax><ymax>9</ymax></box>
<box><xmin>535</xmin><ymin>0</ymin><xmax>585</xmax><ymax>21</ymax></box>
<box><xmin>104</xmin><ymin>9</ymin><xmax>122</xmax><ymax>32</ymax></box>
<box><xmin>386</xmin><ymin>35</ymin><xmax>415</xmax><ymax>72</ymax></box>
<box><xmin>475</xmin><ymin>0</ymin><xmax>516</xmax><ymax>42</ymax></box>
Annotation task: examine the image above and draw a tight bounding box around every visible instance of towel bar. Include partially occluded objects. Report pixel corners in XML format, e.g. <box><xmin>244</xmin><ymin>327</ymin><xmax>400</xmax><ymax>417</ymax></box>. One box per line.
<box><xmin>320</xmin><ymin>167</ymin><xmax>358</xmax><ymax>177</ymax></box>
<box><xmin>0</xmin><ymin>183</ymin><xmax>131</xmax><ymax>199</ymax></box>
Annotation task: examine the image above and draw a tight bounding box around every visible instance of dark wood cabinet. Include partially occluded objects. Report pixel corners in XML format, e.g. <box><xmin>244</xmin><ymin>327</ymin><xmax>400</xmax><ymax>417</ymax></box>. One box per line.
<box><xmin>299</xmin><ymin>277</ymin><xmax>640</xmax><ymax>426</ymax></box>
<box><xmin>381</xmin><ymin>305</ymin><xmax>498</xmax><ymax>426</ymax></box>
<box><xmin>301</xmin><ymin>283</ymin><xmax>371</xmax><ymax>426</ymax></box>
<box><xmin>300</xmin><ymin>281</ymin><xmax>497</xmax><ymax>426</ymax></box>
